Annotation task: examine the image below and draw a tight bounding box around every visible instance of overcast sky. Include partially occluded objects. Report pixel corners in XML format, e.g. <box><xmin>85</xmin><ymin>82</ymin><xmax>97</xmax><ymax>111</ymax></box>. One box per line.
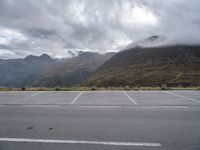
<box><xmin>0</xmin><ymin>0</ymin><xmax>200</xmax><ymax>59</ymax></box>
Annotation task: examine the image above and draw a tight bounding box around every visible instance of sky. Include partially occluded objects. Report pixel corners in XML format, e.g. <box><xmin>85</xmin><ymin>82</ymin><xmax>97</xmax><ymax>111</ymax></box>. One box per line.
<box><xmin>0</xmin><ymin>0</ymin><xmax>200</xmax><ymax>59</ymax></box>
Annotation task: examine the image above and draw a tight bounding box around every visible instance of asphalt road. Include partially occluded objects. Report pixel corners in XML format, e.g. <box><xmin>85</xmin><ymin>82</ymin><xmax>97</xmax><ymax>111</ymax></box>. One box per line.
<box><xmin>0</xmin><ymin>91</ymin><xmax>200</xmax><ymax>150</ymax></box>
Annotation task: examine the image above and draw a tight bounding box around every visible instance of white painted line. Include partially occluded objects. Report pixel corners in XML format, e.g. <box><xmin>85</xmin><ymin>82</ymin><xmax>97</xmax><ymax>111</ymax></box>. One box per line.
<box><xmin>141</xmin><ymin>106</ymin><xmax>189</xmax><ymax>109</ymax></box>
<box><xmin>15</xmin><ymin>91</ymin><xmax>45</xmax><ymax>103</ymax></box>
<box><xmin>30</xmin><ymin>91</ymin><xmax>46</xmax><ymax>97</ymax></box>
<box><xmin>84</xmin><ymin>91</ymin><xmax>121</xmax><ymax>93</ymax></box>
<box><xmin>70</xmin><ymin>91</ymin><xmax>84</xmax><ymax>104</ymax></box>
<box><xmin>0</xmin><ymin>137</ymin><xmax>162</xmax><ymax>147</ymax></box>
<box><xmin>165</xmin><ymin>91</ymin><xmax>200</xmax><ymax>103</ymax></box>
<box><xmin>79</xmin><ymin>106</ymin><xmax>122</xmax><ymax>108</ymax></box>
<box><xmin>21</xmin><ymin>105</ymin><xmax>60</xmax><ymax>108</ymax></box>
<box><xmin>122</xmin><ymin>91</ymin><xmax>138</xmax><ymax>105</ymax></box>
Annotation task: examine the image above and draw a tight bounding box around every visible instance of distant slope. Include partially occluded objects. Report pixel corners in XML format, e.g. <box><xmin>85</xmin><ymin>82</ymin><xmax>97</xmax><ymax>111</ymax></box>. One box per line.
<box><xmin>0</xmin><ymin>52</ymin><xmax>115</xmax><ymax>88</ymax></box>
<box><xmin>0</xmin><ymin>54</ymin><xmax>54</xmax><ymax>87</ymax></box>
<box><xmin>22</xmin><ymin>52</ymin><xmax>115</xmax><ymax>87</ymax></box>
<box><xmin>84</xmin><ymin>45</ymin><xmax>200</xmax><ymax>87</ymax></box>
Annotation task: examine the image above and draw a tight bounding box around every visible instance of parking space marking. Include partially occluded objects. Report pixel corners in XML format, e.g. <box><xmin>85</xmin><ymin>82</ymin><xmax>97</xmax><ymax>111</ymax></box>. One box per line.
<box><xmin>21</xmin><ymin>105</ymin><xmax>60</xmax><ymax>108</ymax></box>
<box><xmin>165</xmin><ymin>91</ymin><xmax>200</xmax><ymax>103</ymax></box>
<box><xmin>122</xmin><ymin>91</ymin><xmax>138</xmax><ymax>105</ymax></box>
<box><xmin>78</xmin><ymin>106</ymin><xmax>122</xmax><ymax>108</ymax></box>
<box><xmin>70</xmin><ymin>91</ymin><xmax>84</xmax><ymax>104</ymax></box>
<box><xmin>141</xmin><ymin>106</ymin><xmax>189</xmax><ymax>109</ymax></box>
<box><xmin>30</xmin><ymin>91</ymin><xmax>46</xmax><ymax>97</ymax></box>
<box><xmin>15</xmin><ymin>91</ymin><xmax>46</xmax><ymax>103</ymax></box>
<box><xmin>0</xmin><ymin>137</ymin><xmax>162</xmax><ymax>147</ymax></box>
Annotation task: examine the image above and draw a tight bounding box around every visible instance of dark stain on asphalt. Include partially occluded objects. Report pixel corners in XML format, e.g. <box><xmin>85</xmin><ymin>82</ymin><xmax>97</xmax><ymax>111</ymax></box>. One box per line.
<box><xmin>27</xmin><ymin>126</ymin><xmax>34</xmax><ymax>130</ymax></box>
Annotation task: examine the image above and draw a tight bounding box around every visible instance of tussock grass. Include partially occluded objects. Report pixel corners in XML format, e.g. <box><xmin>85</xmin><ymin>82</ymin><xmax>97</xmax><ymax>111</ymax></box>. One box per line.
<box><xmin>0</xmin><ymin>86</ymin><xmax>200</xmax><ymax>91</ymax></box>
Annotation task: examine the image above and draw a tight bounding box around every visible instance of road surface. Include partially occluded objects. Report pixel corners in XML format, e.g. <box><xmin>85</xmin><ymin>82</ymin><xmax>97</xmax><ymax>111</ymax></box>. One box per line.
<box><xmin>0</xmin><ymin>91</ymin><xmax>200</xmax><ymax>150</ymax></box>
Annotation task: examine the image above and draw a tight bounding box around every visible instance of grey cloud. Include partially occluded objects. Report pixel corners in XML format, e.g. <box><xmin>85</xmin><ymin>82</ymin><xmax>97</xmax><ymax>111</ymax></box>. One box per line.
<box><xmin>0</xmin><ymin>0</ymin><xmax>200</xmax><ymax>59</ymax></box>
<box><xmin>0</xmin><ymin>44</ymin><xmax>13</xmax><ymax>50</ymax></box>
<box><xmin>27</xmin><ymin>28</ymin><xmax>57</xmax><ymax>39</ymax></box>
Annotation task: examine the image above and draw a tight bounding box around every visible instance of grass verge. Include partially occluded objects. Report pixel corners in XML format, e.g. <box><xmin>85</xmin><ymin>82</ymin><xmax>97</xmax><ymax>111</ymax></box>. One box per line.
<box><xmin>0</xmin><ymin>86</ymin><xmax>200</xmax><ymax>91</ymax></box>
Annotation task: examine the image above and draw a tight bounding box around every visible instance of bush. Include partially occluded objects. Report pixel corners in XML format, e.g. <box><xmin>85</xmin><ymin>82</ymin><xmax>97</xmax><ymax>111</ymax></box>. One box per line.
<box><xmin>55</xmin><ymin>87</ymin><xmax>61</xmax><ymax>91</ymax></box>
<box><xmin>91</xmin><ymin>86</ymin><xmax>96</xmax><ymax>91</ymax></box>
<box><xmin>21</xmin><ymin>87</ymin><xmax>26</xmax><ymax>91</ymax></box>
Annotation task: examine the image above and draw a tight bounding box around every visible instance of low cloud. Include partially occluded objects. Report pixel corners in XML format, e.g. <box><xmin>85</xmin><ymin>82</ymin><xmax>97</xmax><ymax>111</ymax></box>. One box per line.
<box><xmin>0</xmin><ymin>0</ymin><xmax>200</xmax><ymax>59</ymax></box>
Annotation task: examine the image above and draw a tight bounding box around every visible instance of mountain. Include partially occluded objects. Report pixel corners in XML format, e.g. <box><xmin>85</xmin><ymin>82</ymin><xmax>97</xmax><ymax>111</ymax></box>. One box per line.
<box><xmin>25</xmin><ymin>54</ymin><xmax>52</xmax><ymax>62</ymax></box>
<box><xmin>0</xmin><ymin>52</ymin><xmax>115</xmax><ymax>88</ymax></box>
<box><xmin>84</xmin><ymin>45</ymin><xmax>200</xmax><ymax>87</ymax></box>
<box><xmin>0</xmin><ymin>54</ymin><xmax>54</xmax><ymax>87</ymax></box>
<box><xmin>126</xmin><ymin>35</ymin><xmax>167</xmax><ymax>49</ymax></box>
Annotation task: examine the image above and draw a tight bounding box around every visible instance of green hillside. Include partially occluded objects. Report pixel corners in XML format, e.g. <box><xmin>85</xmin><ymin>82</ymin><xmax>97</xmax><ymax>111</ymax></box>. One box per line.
<box><xmin>83</xmin><ymin>46</ymin><xmax>200</xmax><ymax>87</ymax></box>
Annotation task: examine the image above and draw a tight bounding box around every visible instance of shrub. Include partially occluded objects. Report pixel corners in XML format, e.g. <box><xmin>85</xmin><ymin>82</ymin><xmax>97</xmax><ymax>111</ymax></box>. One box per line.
<box><xmin>91</xmin><ymin>86</ymin><xmax>96</xmax><ymax>91</ymax></box>
<box><xmin>21</xmin><ymin>87</ymin><xmax>26</xmax><ymax>91</ymax></box>
<box><xmin>55</xmin><ymin>87</ymin><xmax>61</xmax><ymax>91</ymax></box>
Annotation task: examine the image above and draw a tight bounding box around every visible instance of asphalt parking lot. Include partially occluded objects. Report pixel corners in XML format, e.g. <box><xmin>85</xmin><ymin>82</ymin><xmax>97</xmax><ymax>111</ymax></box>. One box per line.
<box><xmin>0</xmin><ymin>91</ymin><xmax>200</xmax><ymax>150</ymax></box>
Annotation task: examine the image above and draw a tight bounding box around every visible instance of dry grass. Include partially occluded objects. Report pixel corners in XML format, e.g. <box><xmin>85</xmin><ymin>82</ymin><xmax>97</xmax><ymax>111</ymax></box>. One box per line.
<box><xmin>0</xmin><ymin>86</ymin><xmax>200</xmax><ymax>91</ymax></box>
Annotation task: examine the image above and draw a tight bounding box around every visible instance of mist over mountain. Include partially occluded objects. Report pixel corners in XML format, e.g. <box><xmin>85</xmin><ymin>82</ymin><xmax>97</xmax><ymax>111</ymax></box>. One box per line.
<box><xmin>0</xmin><ymin>54</ymin><xmax>54</xmax><ymax>87</ymax></box>
<box><xmin>0</xmin><ymin>52</ymin><xmax>115</xmax><ymax>87</ymax></box>
<box><xmin>1</xmin><ymin>0</ymin><xmax>200</xmax><ymax>58</ymax></box>
<box><xmin>125</xmin><ymin>35</ymin><xmax>167</xmax><ymax>49</ymax></box>
<box><xmin>23</xmin><ymin>52</ymin><xmax>115</xmax><ymax>87</ymax></box>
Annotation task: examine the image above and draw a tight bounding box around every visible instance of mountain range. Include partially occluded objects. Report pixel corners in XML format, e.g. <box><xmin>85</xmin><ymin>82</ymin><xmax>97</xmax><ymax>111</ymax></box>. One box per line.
<box><xmin>0</xmin><ymin>54</ymin><xmax>54</xmax><ymax>87</ymax></box>
<box><xmin>0</xmin><ymin>52</ymin><xmax>115</xmax><ymax>87</ymax></box>
<box><xmin>1</xmin><ymin>35</ymin><xmax>200</xmax><ymax>88</ymax></box>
